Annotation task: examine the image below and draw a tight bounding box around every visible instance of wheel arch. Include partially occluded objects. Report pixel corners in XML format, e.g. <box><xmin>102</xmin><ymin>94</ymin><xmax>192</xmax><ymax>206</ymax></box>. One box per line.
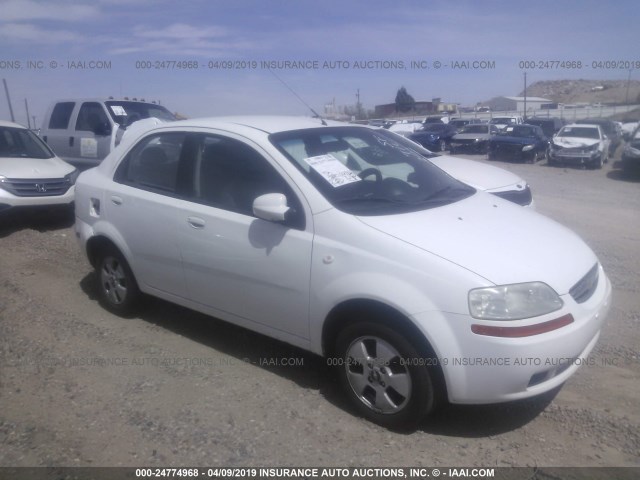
<box><xmin>321</xmin><ymin>298</ymin><xmax>448</xmax><ymax>401</ymax></box>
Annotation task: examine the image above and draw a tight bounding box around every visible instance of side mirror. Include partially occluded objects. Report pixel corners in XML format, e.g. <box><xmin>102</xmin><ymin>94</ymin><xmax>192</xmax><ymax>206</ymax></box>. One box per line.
<box><xmin>93</xmin><ymin>122</ymin><xmax>112</xmax><ymax>136</ymax></box>
<box><xmin>253</xmin><ymin>193</ymin><xmax>290</xmax><ymax>222</ymax></box>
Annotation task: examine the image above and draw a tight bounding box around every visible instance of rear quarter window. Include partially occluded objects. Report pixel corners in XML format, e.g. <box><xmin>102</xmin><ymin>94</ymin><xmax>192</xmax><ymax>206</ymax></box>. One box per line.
<box><xmin>48</xmin><ymin>102</ymin><xmax>75</xmax><ymax>129</ymax></box>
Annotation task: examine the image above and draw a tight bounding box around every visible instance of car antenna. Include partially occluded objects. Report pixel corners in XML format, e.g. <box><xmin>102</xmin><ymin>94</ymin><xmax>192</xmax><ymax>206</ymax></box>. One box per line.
<box><xmin>267</xmin><ymin>68</ymin><xmax>327</xmax><ymax>126</ymax></box>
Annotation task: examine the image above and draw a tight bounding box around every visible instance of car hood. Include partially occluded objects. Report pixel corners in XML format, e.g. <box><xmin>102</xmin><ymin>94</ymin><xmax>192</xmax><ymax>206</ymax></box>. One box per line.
<box><xmin>429</xmin><ymin>155</ymin><xmax>524</xmax><ymax>191</ymax></box>
<box><xmin>0</xmin><ymin>156</ymin><xmax>75</xmax><ymax>178</ymax></box>
<box><xmin>552</xmin><ymin>137</ymin><xmax>600</xmax><ymax>148</ymax></box>
<box><xmin>453</xmin><ymin>133</ymin><xmax>490</xmax><ymax>140</ymax></box>
<box><xmin>491</xmin><ymin>135</ymin><xmax>539</xmax><ymax>145</ymax></box>
<box><xmin>356</xmin><ymin>193</ymin><xmax>596</xmax><ymax>294</ymax></box>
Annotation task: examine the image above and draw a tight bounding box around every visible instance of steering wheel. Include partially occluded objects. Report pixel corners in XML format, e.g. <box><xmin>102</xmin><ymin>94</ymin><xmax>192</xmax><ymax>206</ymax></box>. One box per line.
<box><xmin>358</xmin><ymin>168</ymin><xmax>383</xmax><ymax>182</ymax></box>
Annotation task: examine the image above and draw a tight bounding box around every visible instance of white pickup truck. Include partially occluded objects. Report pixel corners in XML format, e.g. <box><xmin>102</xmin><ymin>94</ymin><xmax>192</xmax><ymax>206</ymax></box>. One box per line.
<box><xmin>40</xmin><ymin>98</ymin><xmax>175</xmax><ymax>166</ymax></box>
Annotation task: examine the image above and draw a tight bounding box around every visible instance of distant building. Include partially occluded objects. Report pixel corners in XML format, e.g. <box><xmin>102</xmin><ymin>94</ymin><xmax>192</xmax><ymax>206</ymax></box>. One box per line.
<box><xmin>374</xmin><ymin>100</ymin><xmax>457</xmax><ymax>118</ymax></box>
<box><xmin>486</xmin><ymin>96</ymin><xmax>553</xmax><ymax>113</ymax></box>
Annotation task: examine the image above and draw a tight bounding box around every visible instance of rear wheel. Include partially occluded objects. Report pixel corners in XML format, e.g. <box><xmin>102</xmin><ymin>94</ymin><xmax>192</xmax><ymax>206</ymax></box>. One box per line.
<box><xmin>335</xmin><ymin>322</ymin><xmax>436</xmax><ymax>430</ymax></box>
<box><xmin>438</xmin><ymin>139</ymin><xmax>447</xmax><ymax>152</ymax></box>
<box><xmin>96</xmin><ymin>247</ymin><xmax>140</xmax><ymax>315</ymax></box>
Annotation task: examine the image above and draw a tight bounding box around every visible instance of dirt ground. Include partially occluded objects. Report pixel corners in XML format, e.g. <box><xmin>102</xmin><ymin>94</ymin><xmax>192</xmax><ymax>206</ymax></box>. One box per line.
<box><xmin>0</xmin><ymin>152</ymin><xmax>639</xmax><ymax>470</ymax></box>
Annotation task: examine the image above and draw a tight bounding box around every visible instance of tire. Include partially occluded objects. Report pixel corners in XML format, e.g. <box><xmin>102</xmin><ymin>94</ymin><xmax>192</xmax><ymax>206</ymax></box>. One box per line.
<box><xmin>96</xmin><ymin>247</ymin><xmax>141</xmax><ymax>316</ymax></box>
<box><xmin>592</xmin><ymin>155</ymin><xmax>604</xmax><ymax>170</ymax></box>
<box><xmin>438</xmin><ymin>140</ymin><xmax>447</xmax><ymax>152</ymax></box>
<box><xmin>335</xmin><ymin>321</ymin><xmax>437</xmax><ymax>430</ymax></box>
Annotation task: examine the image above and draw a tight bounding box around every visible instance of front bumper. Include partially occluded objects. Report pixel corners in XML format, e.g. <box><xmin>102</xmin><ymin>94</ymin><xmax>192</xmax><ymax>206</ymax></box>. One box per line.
<box><xmin>412</xmin><ymin>265</ymin><xmax>612</xmax><ymax>404</ymax></box>
<box><xmin>549</xmin><ymin>148</ymin><xmax>603</xmax><ymax>165</ymax></box>
<box><xmin>450</xmin><ymin>140</ymin><xmax>488</xmax><ymax>153</ymax></box>
<box><xmin>0</xmin><ymin>184</ymin><xmax>75</xmax><ymax>211</ymax></box>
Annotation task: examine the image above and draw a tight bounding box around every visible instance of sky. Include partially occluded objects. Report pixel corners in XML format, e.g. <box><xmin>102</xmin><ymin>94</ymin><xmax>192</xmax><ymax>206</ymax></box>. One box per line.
<box><xmin>1</xmin><ymin>0</ymin><xmax>639</xmax><ymax>126</ymax></box>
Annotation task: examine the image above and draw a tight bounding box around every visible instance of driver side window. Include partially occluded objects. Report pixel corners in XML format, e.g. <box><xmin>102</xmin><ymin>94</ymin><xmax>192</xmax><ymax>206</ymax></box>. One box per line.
<box><xmin>192</xmin><ymin>135</ymin><xmax>305</xmax><ymax>229</ymax></box>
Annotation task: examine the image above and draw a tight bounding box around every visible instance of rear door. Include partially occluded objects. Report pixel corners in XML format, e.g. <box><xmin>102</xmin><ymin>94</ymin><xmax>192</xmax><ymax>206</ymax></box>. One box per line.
<box><xmin>42</xmin><ymin>101</ymin><xmax>76</xmax><ymax>161</ymax></box>
<box><xmin>107</xmin><ymin>131</ymin><xmax>191</xmax><ymax>298</ymax></box>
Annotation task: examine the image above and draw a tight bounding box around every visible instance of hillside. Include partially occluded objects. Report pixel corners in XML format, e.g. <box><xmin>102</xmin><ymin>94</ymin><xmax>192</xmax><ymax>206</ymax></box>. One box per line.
<box><xmin>519</xmin><ymin>79</ymin><xmax>640</xmax><ymax>105</ymax></box>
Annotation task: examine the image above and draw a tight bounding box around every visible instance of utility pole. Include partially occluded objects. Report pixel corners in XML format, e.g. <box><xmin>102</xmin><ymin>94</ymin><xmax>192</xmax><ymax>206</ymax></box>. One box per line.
<box><xmin>523</xmin><ymin>72</ymin><xmax>527</xmax><ymax>120</ymax></box>
<box><xmin>625</xmin><ymin>69</ymin><xmax>631</xmax><ymax>105</ymax></box>
<box><xmin>3</xmin><ymin>78</ymin><xmax>15</xmax><ymax>122</ymax></box>
<box><xmin>24</xmin><ymin>98</ymin><xmax>31</xmax><ymax>129</ymax></box>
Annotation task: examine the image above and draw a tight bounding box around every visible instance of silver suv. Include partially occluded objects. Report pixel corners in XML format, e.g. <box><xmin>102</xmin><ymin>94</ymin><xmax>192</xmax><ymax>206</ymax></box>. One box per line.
<box><xmin>40</xmin><ymin>98</ymin><xmax>175</xmax><ymax>166</ymax></box>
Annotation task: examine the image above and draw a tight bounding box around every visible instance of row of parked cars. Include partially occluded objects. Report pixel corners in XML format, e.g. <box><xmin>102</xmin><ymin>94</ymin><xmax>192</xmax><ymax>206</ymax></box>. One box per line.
<box><xmin>385</xmin><ymin>114</ymin><xmax>637</xmax><ymax>171</ymax></box>
<box><xmin>0</xmin><ymin>97</ymin><xmax>617</xmax><ymax>429</ymax></box>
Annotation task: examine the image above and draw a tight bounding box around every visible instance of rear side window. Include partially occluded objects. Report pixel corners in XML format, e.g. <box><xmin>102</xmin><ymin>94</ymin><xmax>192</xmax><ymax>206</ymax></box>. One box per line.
<box><xmin>48</xmin><ymin>102</ymin><xmax>75</xmax><ymax>129</ymax></box>
<box><xmin>115</xmin><ymin>132</ymin><xmax>186</xmax><ymax>194</ymax></box>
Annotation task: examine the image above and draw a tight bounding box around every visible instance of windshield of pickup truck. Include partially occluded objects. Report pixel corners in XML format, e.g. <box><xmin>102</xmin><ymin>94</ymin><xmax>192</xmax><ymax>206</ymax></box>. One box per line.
<box><xmin>105</xmin><ymin>101</ymin><xmax>176</xmax><ymax>127</ymax></box>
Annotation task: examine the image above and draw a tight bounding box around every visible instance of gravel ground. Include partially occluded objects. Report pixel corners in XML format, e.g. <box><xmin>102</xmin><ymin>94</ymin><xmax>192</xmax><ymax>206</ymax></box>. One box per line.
<box><xmin>0</xmin><ymin>152</ymin><xmax>639</xmax><ymax>469</ymax></box>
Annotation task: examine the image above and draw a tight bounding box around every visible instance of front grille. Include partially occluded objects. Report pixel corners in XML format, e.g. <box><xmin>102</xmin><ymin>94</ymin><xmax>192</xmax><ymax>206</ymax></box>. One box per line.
<box><xmin>491</xmin><ymin>185</ymin><xmax>532</xmax><ymax>206</ymax></box>
<box><xmin>0</xmin><ymin>177</ymin><xmax>72</xmax><ymax>197</ymax></box>
<box><xmin>494</xmin><ymin>144</ymin><xmax>523</xmax><ymax>157</ymax></box>
<box><xmin>570</xmin><ymin>263</ymin><xmax>599</xmax><ymax>304</ymax></box>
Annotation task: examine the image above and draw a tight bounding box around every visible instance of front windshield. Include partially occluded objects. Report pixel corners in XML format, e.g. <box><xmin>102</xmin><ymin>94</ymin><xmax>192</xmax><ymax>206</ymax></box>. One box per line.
<box><xmin>460</xmin><ymin>125</ymin><xmax>488</xmax><ymax>134</ymax></box>
<box><xmin>490</xmin><ymin>117</ymin><xmax>514</xmax><ymax>124</ymax></box>
<box><xmin>105</xmin><ymin>101</ymin><xmax>176</xmax><ymax>127</ymax></box>
<box><xmin>557</xmin><ymin>127</ymin><xmax>600</xmax><ymax>139</ymax></box>
<box><xmin>270</xmin><ymin>127</ymin><xmax>475</xmax><ymax>215</ymax></box>
<box><xmin>0</xmin><ymin>127</ymin><xmax>54</xmax><ymax>159</ymax></box>
<box><xmin>504</xmin><ymin>126</ymin><xmax>537</xmax><ymax>137</ymax></box>
<box><xmin>422</xmin><ymin>123</ymin><xmax>447</xmax><ymax>132</ymax></box>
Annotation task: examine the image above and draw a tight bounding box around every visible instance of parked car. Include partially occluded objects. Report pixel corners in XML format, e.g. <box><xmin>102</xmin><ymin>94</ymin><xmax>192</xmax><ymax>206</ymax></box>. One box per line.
<box><xmin>388</xmin><ymin>121</ymin><xmax>423</xmax><ymax>136</ymax></box>
<box><xmin>490</xmin><ymin>116</ymin><xmax>524</xmax><ymax>131</ymax></box>
<box><xmin>575</xmin><ymin>118</ymin><xmax>622</xmax><ymax>154</ymax></box>
<box><xmin>75</xmin><ymin>116</ymin><xmax>611</xmax><ymax>429</ymax></box>
<box><xmin>524</xmin><ymin>117</ymin><xmax>565</xmax><ymax>138</ymax></box>
<box><xmin>621</xmin><ymin>126</ymin><xmax>640</xmax><ymax>171</ymax></box>
<box><xmin>488</xmin><ymin>125</ymin><xmax>549</xmax><ymax>163</ymax></box>
<box><xmin>449</xmin><ymin>124</ymin><xmax>500</xmax><ymax>154</ymax></box>
<box><xmin>423</xmin><ymin>115</ymin><xmax>450</xmax><ymax>124</ymax></box>
<box><xmin>408</xmin><ymin>123</ymin><xmax>458</xmax><ymax>151</ymax></box>
<box><xmin>620</xmin><ymin>121</ymin><xmax>639</xmax><ymax>141</ymax></box>
<box><xmin>40</xmin><ymin>98</ymin><xmax>176</xmax><ymax>166</ymax></box>
<box><xmin>428</xmin><ymin>155</ymin><xmax>533</xmax><ymax>207</ymax></box>
<box><xmin>0</xmin><ymin>120</ymin><xmax>78</xmax><ymax>214</ymax></box>
<box><xmin>448</xmin><ymin>118</ymin><xmax>484</xmax><ymax>131</ymax></box>
<box><xmin>548</xmin><ymin>124</ymin><xmax>610</xmax><ymax>169</ymax></box>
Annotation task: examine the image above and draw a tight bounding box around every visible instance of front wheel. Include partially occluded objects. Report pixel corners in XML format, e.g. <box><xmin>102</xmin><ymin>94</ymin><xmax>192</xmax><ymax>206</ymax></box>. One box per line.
<box><xmin>335</xmin><ymin>322</ymin><xmax>437</xmax><ymax>430</ymax></box>
<box><xmin>96</xmin><ymin>247</ymin><xmax>141</xmax><ymax>316</ymax></box>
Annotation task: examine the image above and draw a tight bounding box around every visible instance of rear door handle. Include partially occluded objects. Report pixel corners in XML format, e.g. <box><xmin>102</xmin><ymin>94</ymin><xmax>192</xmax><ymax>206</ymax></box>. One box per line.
<box><xmin>69</xmin><ymin>136</ymin><xmax>74</xmax><ymax>147</ymax></box>
<box><xmin>187</xmin><ymin>216</ymin><xmax>205</xmax><ymax>229</ymax></box>
<box><xmin>110</xmin><ymin>195</ymin><xmax>123</xmax><ymax>206</ymax></box>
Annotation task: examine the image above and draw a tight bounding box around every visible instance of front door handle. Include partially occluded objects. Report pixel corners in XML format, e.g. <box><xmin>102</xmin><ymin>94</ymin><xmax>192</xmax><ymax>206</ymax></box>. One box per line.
<box><xmin>187</xmin><ymin>216</ymin><xmax>205</xmax><ymax>229</ymax></box>
<box><xmin>110</xmin><ymin>195</ymin><xmax>123</xmax><ymax>206</ymax></box>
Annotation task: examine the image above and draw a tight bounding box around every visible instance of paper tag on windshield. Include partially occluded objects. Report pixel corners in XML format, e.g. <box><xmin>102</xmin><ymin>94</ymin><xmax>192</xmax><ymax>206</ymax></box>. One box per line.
<box><xmin>110</xmin><ymin>106</ymin><xmax>127</xmax><ymax>116</ymax></box>
<box><xmin>304</xmin><ymin>154</ymin><xmax>361</xmax><ymax>187</ymax></box>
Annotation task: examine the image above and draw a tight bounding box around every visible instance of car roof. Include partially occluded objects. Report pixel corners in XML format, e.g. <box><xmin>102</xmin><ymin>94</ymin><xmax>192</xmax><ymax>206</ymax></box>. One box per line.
<box><xmin>171</xmin><ymin>115</ymin><xmax>353</xmax><ymax>134</ymax></box>
<box><xmin>0</xmin><ymin>120</ymin><xmax>28</xmax><ymax>129</ymax></box>
<box><xmin>562</xmin><ymin>123</ymin><xmax>601</xmax><ymax>129</ymax></box>
<box><xmin>51</xmin><ymin>98</ymin><xmax>163</xmax><ymax>104</ymax></box>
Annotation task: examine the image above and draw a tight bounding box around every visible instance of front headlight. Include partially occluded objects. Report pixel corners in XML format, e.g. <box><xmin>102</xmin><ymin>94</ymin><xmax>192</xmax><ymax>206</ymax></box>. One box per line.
<box><xmin>65</xmin><ymin>169</ymin><xmax>80</xmax><ymax>185</ymax></box>
<box><xmin>522</xmin><ymin>144</ymin><xmax>535</xmax><ymax>152</ymax></box>
<box><xmin>469</xmin><ymin>282</ymin><xmax>563</xmax><ymax>320</ymax></box>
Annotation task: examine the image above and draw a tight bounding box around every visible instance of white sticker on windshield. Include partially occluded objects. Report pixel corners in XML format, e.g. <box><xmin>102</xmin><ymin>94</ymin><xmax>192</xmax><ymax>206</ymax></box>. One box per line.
<box><xmin>110</xmin><ymin>105</ymin><xmax>127</xmax><ymax>116</ymax></box>
<box><xmin>304</xmin><ymin>154</ymin><xmax>361</xmax><ymax>187</ymax></box>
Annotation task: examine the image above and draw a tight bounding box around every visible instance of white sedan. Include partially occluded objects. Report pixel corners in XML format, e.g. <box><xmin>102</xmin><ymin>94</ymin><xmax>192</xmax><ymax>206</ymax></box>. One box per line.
<box><xmin>75</xmin><ymin>116</ymin><xmax>611</xmax><ymax>429</ymax></box>
<box><xmin>0</xmin><ymin>120</ymin><xmax>77</xmax><ymax>214</ymax></box>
